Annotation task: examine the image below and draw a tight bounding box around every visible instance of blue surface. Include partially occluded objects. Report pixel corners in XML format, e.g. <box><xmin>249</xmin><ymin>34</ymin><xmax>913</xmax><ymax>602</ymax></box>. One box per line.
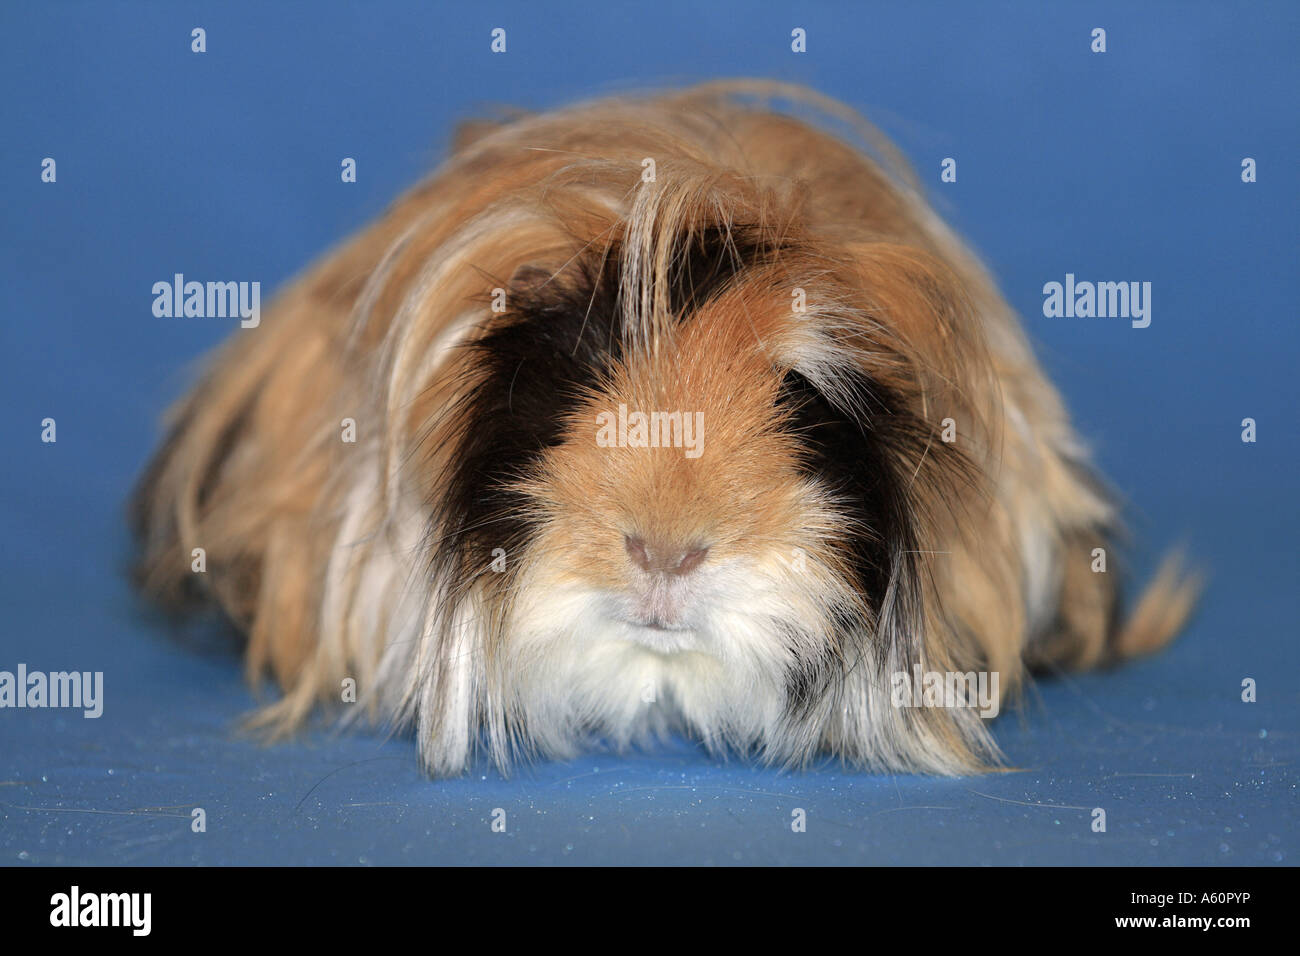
<box><xmin>1</xmin><ymin>1</ymin><xmax>1296</xmax><ymax>865</ymax></box>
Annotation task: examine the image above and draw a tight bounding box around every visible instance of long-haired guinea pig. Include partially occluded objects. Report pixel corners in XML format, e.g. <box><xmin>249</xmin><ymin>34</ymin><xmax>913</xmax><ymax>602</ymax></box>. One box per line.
<box><xmin>131</xmin><ymin>80</ymin><xmax>1198</xmax><ymax>776</ymax></box>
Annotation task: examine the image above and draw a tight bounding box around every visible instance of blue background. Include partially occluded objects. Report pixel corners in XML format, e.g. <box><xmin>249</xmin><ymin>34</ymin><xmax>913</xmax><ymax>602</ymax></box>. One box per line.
<box><xmin>1</xmin><ymin>1</ymin><xmax>1295</xmax><ymax>865</ymax></box>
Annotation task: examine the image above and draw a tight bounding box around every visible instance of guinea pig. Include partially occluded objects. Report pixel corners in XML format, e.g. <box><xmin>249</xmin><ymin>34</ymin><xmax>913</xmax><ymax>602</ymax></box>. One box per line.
<box><xmin>131</xmin><ymin>80</ymin><xmax>1198</xmax><ymax>776</ymax></box>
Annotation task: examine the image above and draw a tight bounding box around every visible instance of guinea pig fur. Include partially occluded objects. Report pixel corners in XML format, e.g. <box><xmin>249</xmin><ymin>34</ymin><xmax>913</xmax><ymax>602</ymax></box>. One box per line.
<box><xmin>131</xmin><ymin>80</ymin><xmax>1198</xmax><ymax>776</ymax></box>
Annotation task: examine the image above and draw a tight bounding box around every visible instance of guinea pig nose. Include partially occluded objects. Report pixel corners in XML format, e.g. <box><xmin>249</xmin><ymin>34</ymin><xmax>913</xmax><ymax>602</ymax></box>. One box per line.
<box><xmin>624</xmin><ymin>535</ymin><xmax>709</xmax><ymax>576</ymax></box>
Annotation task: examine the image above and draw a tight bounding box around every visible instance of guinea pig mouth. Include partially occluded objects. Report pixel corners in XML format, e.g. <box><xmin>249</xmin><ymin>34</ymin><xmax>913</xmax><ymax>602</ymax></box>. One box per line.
<box><xmin>622</xmin><ymin>601</ymin><xmax>697</xmax><ymax>637</ymax></box>
<box><xmin>598</xmin><ymin>588</ymin><xmax>702</xmax><ymax>649</ymax></box>
<box><xmin>618</xmin><ymin>618</ymin><xmax>698</xmax><ymax>654</ymax></box>
<box><xmin>602</xmin><ymin>600</ymin><xmax>699</xmax><ymax>650</ymax></box>
<box><xmin>628</xmin><ymin>618</ymin><xmax>692</xmax><ymax>633</ymax></box>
